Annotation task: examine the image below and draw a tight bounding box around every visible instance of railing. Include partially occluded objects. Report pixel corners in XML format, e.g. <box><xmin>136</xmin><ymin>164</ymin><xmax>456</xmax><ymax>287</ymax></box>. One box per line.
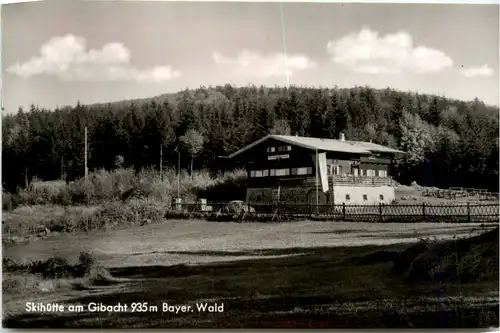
<box><xmin>296</xmin><ymin>175</ymin><xmax>394</xmax><ymax>187</ymax></box>
<box><xmin>329</xmin><ymin>175</ymin><xmax>394</xmax><ymax>186</ymax></box>
<box><xmin>168</xmin><ymin>201</ymin><xmax>500</xmax><ymax>223</ymax></box>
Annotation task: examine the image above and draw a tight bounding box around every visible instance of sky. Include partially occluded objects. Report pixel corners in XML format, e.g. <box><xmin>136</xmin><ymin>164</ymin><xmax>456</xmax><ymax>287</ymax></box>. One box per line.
<box><xmin>2</xmin><ymin>1</ymin><xmax>499</xmax><ymax>113</ymax></box>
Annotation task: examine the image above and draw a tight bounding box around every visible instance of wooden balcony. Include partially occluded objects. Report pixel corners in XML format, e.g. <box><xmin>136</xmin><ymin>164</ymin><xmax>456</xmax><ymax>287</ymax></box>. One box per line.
<box><xmin>329</xmin><ymin>175</ymin><xmax>394</xmax><ymax>187</ymax></box>
<box><xmin>248</xmin><ymin>175</ymin><xmax>394</xmax><ymax>188</ymax></box>
<box><xmin>297</xmin><ymin>175</ymin><xmax>394</xmax><ymax>187</ymax></box>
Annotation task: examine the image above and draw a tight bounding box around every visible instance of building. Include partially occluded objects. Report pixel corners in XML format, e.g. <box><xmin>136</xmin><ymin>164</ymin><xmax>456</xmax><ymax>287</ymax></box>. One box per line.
<box><xmin>223</xmin><ymin>133</ymin><xmax>405</xmax><ymax>205</ymax></box>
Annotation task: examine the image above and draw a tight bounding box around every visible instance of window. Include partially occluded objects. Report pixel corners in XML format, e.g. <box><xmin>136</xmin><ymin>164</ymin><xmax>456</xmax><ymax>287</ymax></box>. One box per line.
<box><xmin>250</xmin><ymin>170</ymin><xmax>256</xmax><ymax>177</ymax></box>
<box><xmin>278</xmin><ymin>145</ymin><xmax>292</xmax><ymax>152</ymax></box>
<box><xmin>270</xmin><ymin>169</ymin><xmax>276</xmax><ymax>176</ymax></box>
<box><xmin>267</xmin><ymin>147</ymin><xmax>275</xmax><ymax>153</ymax></box>
<box><xmin>378</xmin><ymin>170</ymin><xmax>387</xmax><ymax>178</ymax></box>
<box><xmin>367</xmin><ymin>169</ymin><xmax>375</xmax><ymax>177</ymax></box>
<box><xmin>363</xmin><ymin>194</ymin><xmax>368</xmax><ymax>201</ymax></box>
<box><xmin>289</xmin><ymin>167</ymin><xmax>312</xmax><ymax>176</ymax></box>
<box><xmin>255</xmin><ymin>170</ymin><xmax>269</xmax><ymax>177</ymax></box>
<box><xmin>297</xmin><ymin>167</ymin><xmax>311</xmax><ymax>175</ymax></box>
<box><xmin>379</xmin><ymin>194</ymin><xmax>384</xmax><ymax>200</ymax></box>
<box><xmin>361</xmin><ymin>169</ymin><xmax>367</xmax><ymax>176</ymax></box>
<box><xmin>275</xmin><ymin>168</ymin><xmax>290</xmax><ymax>176</ymax></box>
<box><xmin>345</xmin><ymin>194</ymin><xmax>351</xmax><ymax>201</ymax></box>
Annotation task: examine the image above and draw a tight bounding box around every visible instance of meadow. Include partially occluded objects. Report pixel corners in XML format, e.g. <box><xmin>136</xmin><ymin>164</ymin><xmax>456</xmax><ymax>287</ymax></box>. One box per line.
<box><xmin>3</xmin><ymin>168</ymin><xmax>497</xmax><ymax>244</ymax></box>
<box><xmin>3</xmin><ymin>222</ymin><xmax>498</xmax><ymax>328</ymax></box>
<box><xmin>2</xmin><ymin>169</ymin><xmax>499</xmax><ymax>328</ymax></box>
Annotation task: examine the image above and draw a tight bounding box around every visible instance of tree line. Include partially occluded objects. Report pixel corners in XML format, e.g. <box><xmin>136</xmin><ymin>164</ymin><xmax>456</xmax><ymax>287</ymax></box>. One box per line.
<box><xmin>2</xmin><ymin>84</ymin><xmax>499</xmax><ymax>193</ymax></box>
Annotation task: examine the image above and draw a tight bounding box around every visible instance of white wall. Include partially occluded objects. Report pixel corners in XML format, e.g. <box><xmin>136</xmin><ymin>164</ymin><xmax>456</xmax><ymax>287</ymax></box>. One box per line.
<box><xmin>331</xmin><ymin>186</ymin><xmax>395</xmax><ymax>205</ymax></box>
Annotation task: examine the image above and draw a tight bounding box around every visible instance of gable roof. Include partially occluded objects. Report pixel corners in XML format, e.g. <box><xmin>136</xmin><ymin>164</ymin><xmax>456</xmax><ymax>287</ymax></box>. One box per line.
<box><xmin>227</xmin><ymin>134</ymin><xmax>405</xmax><ymax>159</ymax></box>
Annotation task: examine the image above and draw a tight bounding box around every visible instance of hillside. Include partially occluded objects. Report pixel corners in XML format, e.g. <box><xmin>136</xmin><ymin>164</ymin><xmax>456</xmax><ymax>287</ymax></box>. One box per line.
<box><xmin>2</xmin><ymin>85</ymin><xmax>499</xmax><ymax>193</ymax></box>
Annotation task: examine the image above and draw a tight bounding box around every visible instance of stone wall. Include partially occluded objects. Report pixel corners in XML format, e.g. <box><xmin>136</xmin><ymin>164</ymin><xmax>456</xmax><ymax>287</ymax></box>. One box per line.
<box><xmin>330</xmin><ymin>185</ymin><xmax>395</xmax><ymax>205</ymax></box>
<box><xmin>247</xmin><ymin>185</ymin><xmax>395</xmax><ymax>205</ymax></box>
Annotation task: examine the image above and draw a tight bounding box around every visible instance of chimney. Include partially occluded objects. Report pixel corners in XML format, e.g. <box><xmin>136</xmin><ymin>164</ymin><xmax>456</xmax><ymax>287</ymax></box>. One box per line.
<box><xmin>339</xmin><ymin>132</ymin><xmax>346</xmax><ymax>141</ymax></box>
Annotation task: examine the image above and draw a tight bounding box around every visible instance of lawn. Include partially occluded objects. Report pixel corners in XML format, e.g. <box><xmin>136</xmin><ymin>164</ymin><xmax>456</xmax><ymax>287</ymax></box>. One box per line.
<box><xmin>2</xmin><ymin>220</ymin><xmax>499</xmax><ymax>328</ymax></box>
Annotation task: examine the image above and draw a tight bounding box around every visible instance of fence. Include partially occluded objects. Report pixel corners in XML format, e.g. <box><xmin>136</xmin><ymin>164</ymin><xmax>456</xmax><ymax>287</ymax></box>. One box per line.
<box><xmin>422</xmin><ymin>187</ymin><xmax>499</xmax><ymax>201</ymax></box>
<box><xmin>169</xmin><ymin>201</ymin><xmax>500</xmax><ymax>223</ymax></box>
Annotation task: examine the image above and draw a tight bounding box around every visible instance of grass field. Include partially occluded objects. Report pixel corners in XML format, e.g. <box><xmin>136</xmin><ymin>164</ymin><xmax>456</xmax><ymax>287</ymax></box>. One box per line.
<box><xmin>3</xmin><ymin>219</ymin><xmax>497</xmax><ymax>267</ymax></box>
<box><xmin>3</xmin><ymin>219</ymin><xmax>499</xmax><ymax>328</ymax></box>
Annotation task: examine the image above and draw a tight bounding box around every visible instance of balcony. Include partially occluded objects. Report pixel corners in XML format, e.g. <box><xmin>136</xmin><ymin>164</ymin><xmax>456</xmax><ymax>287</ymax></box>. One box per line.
<box><xmin>248</xmin><ymin>174</ymin><xmax>394</xmax><ymax>188</ymax></box>
<box><xmin>329</xmin><ymin>175</ymin><xmax>394</xmax><ymax>187</ymax></box>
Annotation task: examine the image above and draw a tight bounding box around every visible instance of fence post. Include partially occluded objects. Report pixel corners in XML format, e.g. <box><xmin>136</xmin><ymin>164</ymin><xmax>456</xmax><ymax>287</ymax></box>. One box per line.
<box><xmin>342</xmin><ymin>202</ymin><xmax>346</xmax><ymax>220</ymax></box>
<box><xmin>422</xmin><ymin>203</ymin><xmax>426</xmax><ymax>221</ymax></box>
<box><xmin>379</xmin><ymin>203</ymin><xmax>383</xmax><ymax>222</ymax></box>
<box><xmin>467</xmin><ymin>202</ymin><xmax>471</xmax><ymax>223</ymax></box>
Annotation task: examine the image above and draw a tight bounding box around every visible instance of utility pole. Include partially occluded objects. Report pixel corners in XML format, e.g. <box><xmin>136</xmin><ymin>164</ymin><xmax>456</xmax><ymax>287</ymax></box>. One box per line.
<box><xmin>84</xmin><ymin>126</ymin><xmax>89</xmax><ymax>218</ymax></box>
<box><xmin>177</xmin><ymin>147</ymin><xmax>181</xmax><ymax>199</ymax></box>
<box><xmin>84</xmin><ymin>126</ymin><xmax>88</xmax><ymax>184</ymax></box>
<box><xmin>159</xmin><ymin>143</ymin><xmax>163</xmax><ymax>179</ymax></box>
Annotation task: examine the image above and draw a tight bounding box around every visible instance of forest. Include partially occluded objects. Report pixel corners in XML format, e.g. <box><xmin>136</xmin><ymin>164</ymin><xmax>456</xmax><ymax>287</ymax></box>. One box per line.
<box><xmin>2</xmin><ymin>84</ymin><xmax>499</xmax><ymax>194</ymax></box>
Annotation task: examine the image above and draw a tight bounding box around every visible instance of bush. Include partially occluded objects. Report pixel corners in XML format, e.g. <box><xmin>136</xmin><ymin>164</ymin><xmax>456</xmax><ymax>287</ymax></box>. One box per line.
<box><xmin>78</xmin><ymin>251</ymin><xmax>96</xmax><ymax>274</ymax></box>
<box><xmin>246</xmin><ymin>188</ymin><xmax>273</xmax><ymax>203</ymax></box>
<box><xmin>9</xmin><ymin>168</ymin><xmax>247</xmax><ymax>207</ymax></box>
<box><xmin>29</xmin><ymin>257</ymin><xmax>73</xmax><ymax>279</ymax></box>
<box><xmin>2</xmin><ymin>199</ymin><xmax>170</xmax><ymax>238</ymax></box>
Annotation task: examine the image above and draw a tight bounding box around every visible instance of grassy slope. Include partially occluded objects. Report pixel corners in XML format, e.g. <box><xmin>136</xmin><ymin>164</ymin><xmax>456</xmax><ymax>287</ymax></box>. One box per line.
<box><xmin>3</xmin><ymin>228</ymin><xmax>498</xmax><ymax>328</ymax></box>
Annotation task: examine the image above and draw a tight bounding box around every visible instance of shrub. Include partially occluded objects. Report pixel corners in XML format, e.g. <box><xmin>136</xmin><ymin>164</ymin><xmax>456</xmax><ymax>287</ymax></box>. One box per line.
<box><xmin>279</xmin><ymin>187</ymin><xmax>310</xmax><ymax>203</ymax></box>
<box><xmin>29</xmin><ymin>257</ymin><xmax>73</xmax><ymax>279</ymax></box>
<box><xmin>246</xmin><ymin>188</ymin><xmax>273</xmax><ymax>203</ymax></box>
<box><xmin>78</xmin><ymin>251</ymin><xmax>96</xmax><ymax>274</ymax></box>
<box><xmin>9</xmin><ymin>167</ymin><xmax>247</xmax><ymax>207</ymax></box>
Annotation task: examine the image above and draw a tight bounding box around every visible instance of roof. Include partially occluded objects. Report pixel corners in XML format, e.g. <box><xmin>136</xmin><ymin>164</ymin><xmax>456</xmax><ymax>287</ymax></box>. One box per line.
<box><xmin>227</xmin><ymin>134</ymin><xmax>405</xmax><ymax>159</ymax></box>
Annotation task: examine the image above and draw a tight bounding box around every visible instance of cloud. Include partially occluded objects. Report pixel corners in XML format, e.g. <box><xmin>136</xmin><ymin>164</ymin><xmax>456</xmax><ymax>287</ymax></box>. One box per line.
<box><xmin>7</xmin><ymin>35</ymin><xmax>181</xmax><ymax>82</ymax></box>
<box><xmin>459</xmin><ymin>65</ymin><xmax>494</xmax><ymax>78</ymax></box>
<box><xmin>327</xmin><ymin>28</ymin><xmax>453</xmax><ymax>75</ymax></box>
<box><xmin>212</xmin><ymin>50</ymin><xmax>316</xmax><ymax>78</ymax></box>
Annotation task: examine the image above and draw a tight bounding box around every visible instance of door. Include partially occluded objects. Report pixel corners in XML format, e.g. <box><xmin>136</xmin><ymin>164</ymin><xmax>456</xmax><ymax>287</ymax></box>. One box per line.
<box><xmin>352</xmin><ymin>166</ymin><xmax>359</xmax><ymax>176</ymax></box>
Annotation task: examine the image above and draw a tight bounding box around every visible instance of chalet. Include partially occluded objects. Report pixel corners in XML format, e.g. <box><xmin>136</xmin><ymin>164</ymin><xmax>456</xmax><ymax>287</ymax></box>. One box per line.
<box><xmin>223</xmin><ymin>133</ymin><xmax>405</xmax><ymax>205</ymax></box>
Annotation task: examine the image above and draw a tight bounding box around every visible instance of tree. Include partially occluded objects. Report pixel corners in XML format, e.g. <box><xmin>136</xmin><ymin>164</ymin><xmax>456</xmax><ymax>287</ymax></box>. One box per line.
<box><xmin>397</xmin><ymin>111</ymin><xmax>432</xmax><ymax>166</ymax></box>
<box><xmin>270</xmin><ymin>119</ymin><xmax>291</xmax><ymax>135</ymax></box>
<box><xmin>426</xmin><ymin>96</ymin><xmax>441</xmax><ymax>126</ymax></box>
<box><xmin>180</xmin><ymin>129</ymin><xmax>204</xmax><ymax>175</ymax></box>
<box><xmin>115</xmin><ymin>155</ymin><xmax>125</xmax><ymax>168</ymax></box>
<box><xmin>11</xmin><ymin>110</ymin><xmax>33</xmax><ymax>188</ymax></box>
<box><xmin>3</xmin><ymin>84</ymin><xmax>499</xmax><ymax>193</ymax></box>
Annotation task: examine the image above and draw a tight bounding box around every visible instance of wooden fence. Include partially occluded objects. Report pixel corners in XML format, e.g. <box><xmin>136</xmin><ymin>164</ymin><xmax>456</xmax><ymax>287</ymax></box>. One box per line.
<box><xmin>170</xmin><ymin>201</ymin><xmax>500</xmax><ymax>223</ymax></box>
<box><xmin>422</xmin><ymin>187</ymin><xmax>499</xmax><ymax>201</ymax></box>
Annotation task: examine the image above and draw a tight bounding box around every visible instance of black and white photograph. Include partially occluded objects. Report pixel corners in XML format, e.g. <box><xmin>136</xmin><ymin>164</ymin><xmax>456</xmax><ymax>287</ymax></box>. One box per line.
<box><xmin>2</xmin><ymin>0</ymin><xmax>499</xmax><ymax>328</ymax></box>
